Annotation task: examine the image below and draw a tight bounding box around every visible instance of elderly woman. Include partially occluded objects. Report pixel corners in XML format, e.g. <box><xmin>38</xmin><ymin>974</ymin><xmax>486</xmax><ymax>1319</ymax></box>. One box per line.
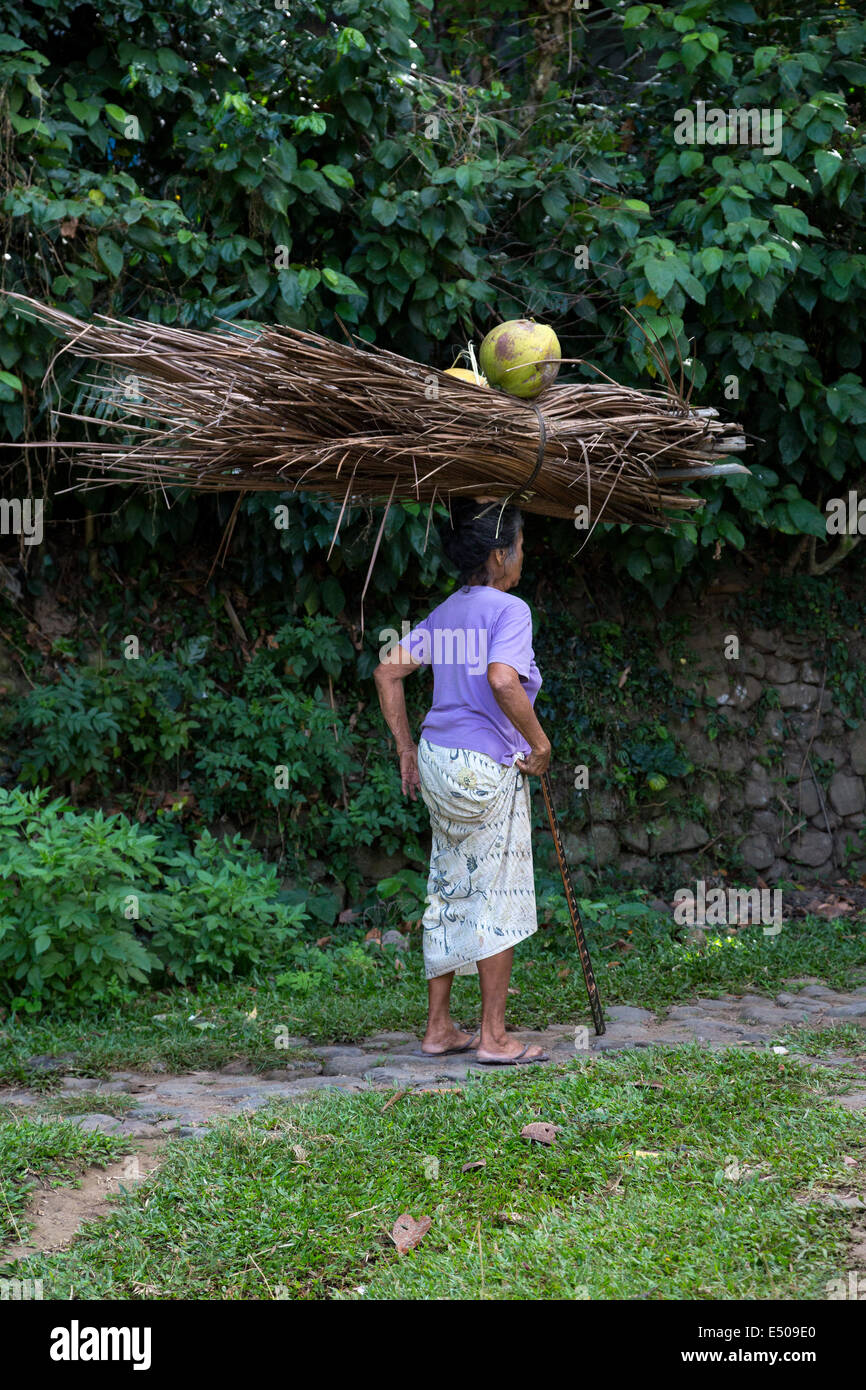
<box><xmin>373</xmin><ymin>499</ymin><xmax>550</xmax><ymax>1064</ymax></box>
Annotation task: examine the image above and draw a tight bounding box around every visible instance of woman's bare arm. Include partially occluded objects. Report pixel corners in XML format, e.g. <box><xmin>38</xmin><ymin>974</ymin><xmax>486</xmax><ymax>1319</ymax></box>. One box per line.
<box><xmin>487</xmin><ymin>661</ymin><xmax>550</xmax><ymax>774</ymax></box>
<box><xmin>373</xmin><ymin>646</ymin><xmax>424</xmax><ymax>798</ymax></box>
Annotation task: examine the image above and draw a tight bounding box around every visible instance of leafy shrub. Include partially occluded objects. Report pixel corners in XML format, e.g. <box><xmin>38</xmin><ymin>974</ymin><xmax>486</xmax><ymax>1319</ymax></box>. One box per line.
<box><xmin>145</xmin><ymin>830</ymin><xmax>306</xmax><ymax>984</ymax></box>
<box><xmin>10</xmin><ymin>614</ymin><xmax>428</xmax><ymax>879</ymax></box>
<box><xmin>0</xmin><ymin>786</ymin><xmax>162</xmax><ymax>1009</ymax></box>
<box><xmin>14</xmin><ymin>655</ymin><xmax>202</xmax><ymax>788</ymax></box>
<box><xmin>0</xmin><ymin>787</ymin><xmax>307</xmax><ymax>1013</ymax></box>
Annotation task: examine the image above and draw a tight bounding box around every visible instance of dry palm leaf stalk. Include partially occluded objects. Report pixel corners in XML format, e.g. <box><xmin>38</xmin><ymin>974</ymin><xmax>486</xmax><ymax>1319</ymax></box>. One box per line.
<box><xmin>7</xmin><ymin>295</ymin><xmax>748</xmax><ymax>538</ymax></box>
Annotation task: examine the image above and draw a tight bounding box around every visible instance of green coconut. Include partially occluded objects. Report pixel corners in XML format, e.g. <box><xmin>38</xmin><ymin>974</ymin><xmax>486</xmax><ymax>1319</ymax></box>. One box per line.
<box><xmin>478</xmin><ymin>319</ymin><xmax>561</xmax><ymax>399</ymax></box>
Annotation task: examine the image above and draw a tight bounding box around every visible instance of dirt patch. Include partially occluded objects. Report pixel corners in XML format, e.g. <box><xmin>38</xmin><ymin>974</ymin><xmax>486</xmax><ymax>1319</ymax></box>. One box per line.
<box><xmin>1</xmin><ymin>1138</ymin><xmax>167</xmax><ymax>1264</ymax></box>
<box><xmin>848</xmin><ymin>1218</ymin><xmax>866</xmax><ymax>1266</ymax></box>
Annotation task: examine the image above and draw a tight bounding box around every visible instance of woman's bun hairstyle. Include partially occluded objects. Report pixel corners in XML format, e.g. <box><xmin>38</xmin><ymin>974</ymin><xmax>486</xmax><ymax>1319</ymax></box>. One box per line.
<box><xmin>440</xmin><ymin>499</ymin><xmax>522</xmax><ymax>584</ymax></box>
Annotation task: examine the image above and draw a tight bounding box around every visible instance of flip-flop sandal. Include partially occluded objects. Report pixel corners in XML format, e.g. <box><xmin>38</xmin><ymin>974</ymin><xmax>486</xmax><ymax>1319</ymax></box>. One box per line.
<box><xmin>416</xmin><ymin>1035</ymin><xmax>480</xmax><ymax>1057</ymax></box>
<box><xmin>475</xmin><ymin>1044</ymin><xmax>549</xmax><ymax>1066</ymax></box>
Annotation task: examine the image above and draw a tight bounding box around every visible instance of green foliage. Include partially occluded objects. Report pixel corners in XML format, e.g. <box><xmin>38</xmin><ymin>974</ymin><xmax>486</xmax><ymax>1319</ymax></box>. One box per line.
<box><xmin>536</xmin><ymin>611</ymin><xmax>695</xmax><ymax>806</ymax></box>
<box><xmin>10</xmin><ymin>608</ymin><xmax>428</xmax><ymax>880</ymax></box>
<box><xmin>0</xmin><ymin>786</ymin><xmax>162</xmax><ymax>1009</ymax></box>
<box><xmin>143</xmin><ymin>829</ymin><xmax>308</xmax><ymax>986</ymax></box>
<box><xmin>14</xmin><ymin>653</ymin><xmax>200</xmax><ymax>786</ymax></box>
<box><xmin>587</xmin><ymin>2</ymin><xmax>866</xmax><ymax>599</ymax></box>
<box><xmin>1</xmin><ymin>1</ymin><xmax>865</xmax><ymax>601</ymax></box>
<box><xmin>0</xmin><ymin>786</ymin><xmax>307</xmax><ymax>1012</ymax></box>
<box><xmin>375</xmin><ymin>867</ymin><xmax>429</xmax><ymax>922</ymax></box>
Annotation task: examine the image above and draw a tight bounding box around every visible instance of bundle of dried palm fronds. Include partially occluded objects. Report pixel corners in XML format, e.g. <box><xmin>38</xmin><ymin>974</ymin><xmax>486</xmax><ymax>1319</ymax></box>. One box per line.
<box><xmin>8</xmin><ymin>295</ymin><xmax>748</xmax><ymax>528</ymax></box>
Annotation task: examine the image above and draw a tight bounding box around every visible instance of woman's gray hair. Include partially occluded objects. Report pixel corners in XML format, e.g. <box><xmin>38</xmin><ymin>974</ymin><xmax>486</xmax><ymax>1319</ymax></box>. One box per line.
<box><xmin>440</xmin><ymin>499</ymin><xmax>522</xmax><ymax>584</ymax></box>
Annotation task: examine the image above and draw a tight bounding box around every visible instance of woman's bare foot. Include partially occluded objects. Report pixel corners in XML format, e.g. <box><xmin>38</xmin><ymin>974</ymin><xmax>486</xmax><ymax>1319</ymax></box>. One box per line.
<box><xmin>421</xmin><ymin>1024</ymin><xmax>479</xmax><ymax>1055</ymax></box>
<box><xmin>475</xmin><ymin>1036</ymin><xmax>547</xmax><ymax>1064</ymax></box>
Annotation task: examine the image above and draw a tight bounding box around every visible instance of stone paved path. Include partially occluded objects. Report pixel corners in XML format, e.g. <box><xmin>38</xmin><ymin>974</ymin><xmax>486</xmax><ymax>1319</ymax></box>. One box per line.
<box><xmin>3</xmin><ymin>979</ymin><xmax>866</xmax><ymax>1142</ymax></box>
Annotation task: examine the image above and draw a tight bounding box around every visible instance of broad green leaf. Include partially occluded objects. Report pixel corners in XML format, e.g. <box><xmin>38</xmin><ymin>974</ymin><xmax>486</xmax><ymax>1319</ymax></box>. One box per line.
<box><xmin>644</xmin><ymin>258</ymin><xmax>676</xmax><ymax>298</ymax></box>
<box><xmin>343</xmin><ymin>92</ymin><xmax>373</xmax><ymax>124</ymax></box>
<box><xmin>321</xmin><ymin>164</ymin><xmax>354</xmax><ymax>188</ymax></box>
<box><xmin>321</xmin><ymin>267</ymin><xmax>363</xmax><ymax>296</ymax></box>
<box><xmin>786</xmin><ymin>497</ymin><xmax>828</xmax><ymax>537</ymax></box>
<box><xmin>156</xmin><ymin>48</ymin><xmax>187</xmax><ymax>73</ymax></box>
<box><xmin>371</xmin><ymin>197</ymin><xmax>399</xmax><ymax>226</ymax></box>
<box><xmin>770</xmin><ymin>160</ymin><xmax>812</xmax><ymax>193</ymax></box>
<box><xmin>746</xmin><ymin>246</ymin><xmax>772</xmax><ymax>276</ymax></box>
<box><xmin>814</xmin><ymin>150</ymin><xmax>842</xmax><ymax>187</ymax></box>
<box><xmin>96</xmin><ymin>235</ymin><xmax>123</xmax><ymax>279</ymax></box>
<box><xmin>772</xmin><ymin>204</ymin><xmax>811</xmax><ymax>235</ymax></box>
<box><xmin>700</xmin><ymin>247</ymin><xmax>724</xmax><ymax>273</ymax></box>
<box><xmin>678</xmin><ymin>150</ymin><xmax>703</xmax><ymax>176</ymax></box>
<box><xmin>672</xmin><ymin>261</ymin><xmax>706</xmax><ymax>304</ymax></box>
<box><xmin>753</xmin><ymin>46</ymin><xmax>777</xmax><ymax>74</ymax></box>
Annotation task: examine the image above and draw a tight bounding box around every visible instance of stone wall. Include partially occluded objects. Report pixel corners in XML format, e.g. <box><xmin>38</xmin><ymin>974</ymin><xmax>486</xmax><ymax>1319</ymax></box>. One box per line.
<box><xmin>553</xmin><ymin>620</ymin><xmax>866</xmax><ymax>890</ymax></box>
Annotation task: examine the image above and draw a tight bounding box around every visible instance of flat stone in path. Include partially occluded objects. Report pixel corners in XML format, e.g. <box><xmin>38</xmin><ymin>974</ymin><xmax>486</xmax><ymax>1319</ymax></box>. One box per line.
<box><xmin>603</xmin><ymin>1005</ymin><xmax>656</xmax><ymax>1024</ymax></box>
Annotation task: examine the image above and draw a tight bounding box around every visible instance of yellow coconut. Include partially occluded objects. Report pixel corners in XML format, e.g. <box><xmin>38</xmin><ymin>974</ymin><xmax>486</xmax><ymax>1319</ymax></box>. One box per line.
<box><xmin>443</xmin><ymin>367</ymin><xmax>488</xmax><ymax>386</ymax></box>
<box><xmin>479</xmin><ymin>320</ymin><xmax>561</xmax><ymax>399</ymax></box>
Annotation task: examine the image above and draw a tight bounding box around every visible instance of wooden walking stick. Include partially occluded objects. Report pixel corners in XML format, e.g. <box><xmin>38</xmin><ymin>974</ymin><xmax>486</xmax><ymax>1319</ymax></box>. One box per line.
<box><xmin>540</xmin><ymin>772</ymin><xmax>605</xmax><ymax>1035</ymax></box>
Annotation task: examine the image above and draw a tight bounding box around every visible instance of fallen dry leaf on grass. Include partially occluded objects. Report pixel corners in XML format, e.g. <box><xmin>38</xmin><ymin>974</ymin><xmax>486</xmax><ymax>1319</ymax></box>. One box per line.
<box><xmin>380</xmin><ymin>1090</ymin><xmax>406</xmax><ymax>1113</ymax></box>
<box><xmin>338</xmin><ymin>909</ymin><xmax>359</xmax><ymax>923</ymax></box>
<box><xmin>521</xmin><ymin>1122</ymin><xmax>561</xmax><ymax>1146</ymax></box>
<box><xmin>461</xmin><ymin>1159</ymin><xmax>487</xmax><ymax>1172</ymax></box>
<box><xmin>315</xmin><ymin>935</ymin><xmax>332</xmax><ymax>948</ymax></box>
<box><xmin>364</xmin><ymin>927</ymin><xmax>382</xmax><ymax>944</ymax></box>
<box><xmin>391</xmin><ymin>1213</ymin><xmax>432</xmax><ymax>1255</ymax></box>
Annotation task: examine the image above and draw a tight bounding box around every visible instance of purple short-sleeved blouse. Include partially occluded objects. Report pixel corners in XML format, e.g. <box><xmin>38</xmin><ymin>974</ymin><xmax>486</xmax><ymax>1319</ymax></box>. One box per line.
<box><xmin>399</xmin><ymin>585</ymin><xmax>542</xmax><ymax>764</ymax></box>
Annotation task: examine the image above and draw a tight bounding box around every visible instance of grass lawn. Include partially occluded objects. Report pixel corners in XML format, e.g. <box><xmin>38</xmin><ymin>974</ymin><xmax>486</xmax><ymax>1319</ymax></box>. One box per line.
<box><xmin>1</xmin><ymin>1046</ymin><xmax>863</xmax><ymax>1300</ymax></box>
<box><xmin>1</xmin><ymin>906</ymin><xmax>864</xmax><ymax>1084</ymax></box>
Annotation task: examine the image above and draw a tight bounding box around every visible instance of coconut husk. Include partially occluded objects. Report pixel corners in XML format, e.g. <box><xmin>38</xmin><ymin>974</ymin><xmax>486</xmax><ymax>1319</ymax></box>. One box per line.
<box><xmin>5</xmin><ymin>295</ymin><xmax>749</xmax><ymax>536</ymax></box>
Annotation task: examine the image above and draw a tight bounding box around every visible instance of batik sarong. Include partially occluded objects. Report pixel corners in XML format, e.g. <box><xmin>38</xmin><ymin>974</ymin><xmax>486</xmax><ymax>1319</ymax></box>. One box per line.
<box><xmin>417</xmin><ymin>738</ymin><xmax>537</xmax><ymax>979</ymax></box>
